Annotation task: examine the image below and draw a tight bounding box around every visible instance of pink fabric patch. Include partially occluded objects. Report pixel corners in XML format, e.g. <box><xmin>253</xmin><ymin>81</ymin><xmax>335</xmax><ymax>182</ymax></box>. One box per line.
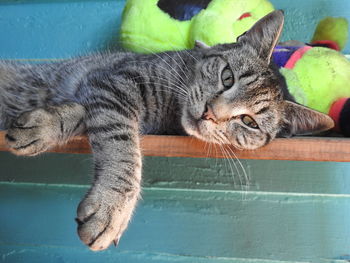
<box><xmin>284</xmin><ymin>46</ymin><xmax>312</xmax><ymax>69</ymax></box>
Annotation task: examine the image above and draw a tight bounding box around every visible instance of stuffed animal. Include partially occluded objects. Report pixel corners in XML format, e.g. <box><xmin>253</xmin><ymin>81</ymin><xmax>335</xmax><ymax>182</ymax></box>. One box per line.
<box><xmin>120</xmin><ymin>0</ymin><xmax>350</xmax><ymax>136</ymax></box>
<box><xmin>272</xmin><ymin>16</ymin><xmax>350</xmax><ymax>136</ymax></box>
<box><xmin>120</xmin><ymin>0</ymin><xmax>274</xmax><ymax>53</ymax></box>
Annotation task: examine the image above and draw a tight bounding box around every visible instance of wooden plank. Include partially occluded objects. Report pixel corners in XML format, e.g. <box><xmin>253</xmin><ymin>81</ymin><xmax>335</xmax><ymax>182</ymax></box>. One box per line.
<box><xmin>140</xmin><ymin>135</ymin><xmax>350</xmax><ymax>162</ymax></box>
<box><xmin>1</xmin><ymin>131</ymin><xmax>350</xmax><ymax>162</ymax></box>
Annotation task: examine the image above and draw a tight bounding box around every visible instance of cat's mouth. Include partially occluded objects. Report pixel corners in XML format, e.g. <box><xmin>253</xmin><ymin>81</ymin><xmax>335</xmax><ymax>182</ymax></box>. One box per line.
<box><xmin>183</xmin><ymin>108</ymin><xmax>220</xmax><ymax>143</ymax></box>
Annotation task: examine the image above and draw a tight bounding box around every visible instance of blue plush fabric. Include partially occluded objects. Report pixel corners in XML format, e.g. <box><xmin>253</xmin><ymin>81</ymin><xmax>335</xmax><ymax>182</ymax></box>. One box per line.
<box><xmin>272</xmin><ymin>46</ymin><xmax>301</xmax><ymax>68</ymax></box>
<box><xmin>157</xmin><ymin>0</ymin><xmax>211</xmax><ymax>21</ymax></box>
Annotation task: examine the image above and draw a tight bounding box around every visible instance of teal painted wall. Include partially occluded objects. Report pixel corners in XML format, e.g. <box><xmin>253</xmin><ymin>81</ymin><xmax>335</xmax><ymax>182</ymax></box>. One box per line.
<box><xmin>1</xmin><ymin>0</ymin><xmax>350</xmax><ymax>59</ymax></box>
<box><xmin>2</xmin><ymin>152</ymin><xmax>350</xmax><ymax>195</ymax></box>
<box><xmin>1</xmin><ymin>153</ymin><xmax>350</xmax><ymax>262</ymax></box>
<box><xmin>1</xmin><ymin>0</ymin><xmax>350</xmax><ymax>262</ymax></box>
<box><xmin>271</xmin><ymin>0</ymin><xmax>350</xmax><ymax>51</ymax></box>
<box><xmin>2</xmin><ymin>182</ymin><xmax>350</xmax><ymax>263</ymax></box>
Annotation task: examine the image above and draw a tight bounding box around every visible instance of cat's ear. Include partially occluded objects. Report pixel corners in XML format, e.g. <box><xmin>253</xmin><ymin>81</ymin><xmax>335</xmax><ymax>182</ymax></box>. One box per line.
<box><xmin>279</xmin><ymin>101</ymin><xmax>334</xmax><ymax>137</ymax></box>
<box><xmin>237</xmin><ymin>10</ymin><xmax>284</xmax><ymax>64</ymax></box>
<box><xmin>194</xmin><ymin>40</ymin><xmax>210</xmax><ymax>49</ymax></box>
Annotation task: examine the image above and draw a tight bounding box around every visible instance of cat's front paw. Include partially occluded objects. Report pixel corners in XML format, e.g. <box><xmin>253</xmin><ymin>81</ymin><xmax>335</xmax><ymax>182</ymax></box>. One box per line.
<box><xmin>76</xmin><ymin>186</ymin><xmax>139</xmax><ymax>251</ymax></box>
<box><xmin>5</xmin><ymin>108</ymin><xmax>60</xmax><ymax>156</ymax></box>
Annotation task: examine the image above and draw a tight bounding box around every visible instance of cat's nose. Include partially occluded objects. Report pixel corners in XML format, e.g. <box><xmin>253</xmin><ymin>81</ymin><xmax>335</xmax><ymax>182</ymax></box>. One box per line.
<box><xmin>201</xmin><ymin>104</ymin><xmax>218</xmax><ymax>123</ymax></box>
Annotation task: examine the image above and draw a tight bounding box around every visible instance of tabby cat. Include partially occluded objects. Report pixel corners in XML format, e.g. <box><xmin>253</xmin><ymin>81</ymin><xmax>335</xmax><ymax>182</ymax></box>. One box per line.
<box><xmin>0</xmin><ymin>11</ymin><xmax>333</xmax><ymax>250</ymax></box>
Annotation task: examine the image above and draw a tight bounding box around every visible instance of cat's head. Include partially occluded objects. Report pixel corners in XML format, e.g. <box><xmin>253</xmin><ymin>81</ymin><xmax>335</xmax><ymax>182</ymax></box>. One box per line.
<box><xmin>181</xmin><ymin>10</ymin><xmax>334</xmax><ymax>149</ymax></box>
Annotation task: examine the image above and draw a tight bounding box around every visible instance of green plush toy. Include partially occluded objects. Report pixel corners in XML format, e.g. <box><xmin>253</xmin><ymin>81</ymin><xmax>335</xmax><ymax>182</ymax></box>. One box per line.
<box><xmin>120</xmin><ymin>0</ymin><xmax>350</xmax><ymax>135</ymax></box>
<box><xmin>120</xmin><ymin>0</ymin><xmax>274</xmax><ymax>53</ymax></box>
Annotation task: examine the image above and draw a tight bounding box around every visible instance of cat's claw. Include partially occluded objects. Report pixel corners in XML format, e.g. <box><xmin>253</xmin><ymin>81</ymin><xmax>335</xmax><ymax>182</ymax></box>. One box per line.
<box><xmin>5</xmin><ymin>109</ymin><xmax>59</xmax><ymax>156</ymax></box>
<box><xmin>76</xmin><ymin>187</ymin><xmax>138</xmax><ymax>251</ymax></box>
<box><xmin>113</xmin><ymin>237</ymin><xmax>120</xmax><ymax>247</ymax></box>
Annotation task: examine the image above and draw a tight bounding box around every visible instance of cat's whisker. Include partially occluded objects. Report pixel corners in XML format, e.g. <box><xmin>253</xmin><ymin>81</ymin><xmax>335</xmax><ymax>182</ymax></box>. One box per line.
<box><xmin>212</xmin><ymin>133</ymin><xmax>239</xmax><ymax>184</ymax></box>
<box><xmin>143</xmin><ymin>50</ymin><xmax>190</xmax><ymax>87</ymax></box>
<box><xmin>220</xmin><ymin>134</ymin><xmax>250</xmax><ymax>188</ymax></box>
<box><xmin>123</xmin><ymin>47</ymin><xmax>193</xmax><ymax>92</ymax></box>
<box><xmin>213</xmin><ymin>142</ymin><xmax>220</xmax><ymax>170</ymax></box>
<box><xmin>225</xmin><ymin>145</ymin><xmax>249</xmax><ymax>194</ymax></box>
<box><xmin>117</xmin><ymin>62</ymin><xmax>188</xmax><ymax>93</ymax></box>
<box><xmin>163</xmin><ymin>41</ymin><xmax>193</xmax><ymax>76</ymax></box>
<box><xmin>216</xmin><ymin>143</ymin><xmax>230</xmax><ymax>180</ymax></box>
<box><xmin>175</xmin><ymin>51</ymin><xmax>192</xmax><ymax>72</ymax></box>
<box><xmin>140</xmin><ymin>76</ymin><xmax>189</xmax><ymax>95</ymax></box>
<box><xmin>218</xmin><ymin>142</ymin><xmax>241</xmax><ymax>187</ymax></box>
<box><xmin>203</xmin><ymin>138</ymin><xmax>210</xmax><ymax>160</ymax></box>
<box><xmin>119</xmin><ymin>59</ymin><xmax>189</xmax><ymax>92</ymax></box>
<box><xmin>143</xmin><ymin>79</ymin><xmax>188</xmax><ymax>98</ymax></box>
<box><xmin>116</xmin><ymin>58</ymin><xmax>193</xmax><ymax>106</ymax></box>
<box><xmin>167</xmin><ymin>22</ymin><xmax>199</xmax><ymax>63</ymax></box>
<box><xmin>120</xmin><ymin>41</ymin><xmax>189</xmax><ymax>87</ymax></box>
<box><xmin>207</xmin><ymin>136</ymin><xmax>220</xmax><ymax>170</ymax></box>
<box><xmin>110</xmin><ymin>61</ymin><xmax>190</xmax><ymax>98</ymax></box>
<box><xmin>123</xmin><ymin>52</ymin><xmax>192</xmax><ymax>80</ymax></box>
<box><xmin>183</xmin><ymin>49</ymin><xmax>199</xmax><ymax>63</ymax></box>
<box><xmin>155</xmin><ymin>48</ymin><xmax>191</xmax><ymax>84</ymax></box>
<box><xmin>214</xmin><ymin>131</ymin><xmax>249</xmax><ymax>194</ymax></box>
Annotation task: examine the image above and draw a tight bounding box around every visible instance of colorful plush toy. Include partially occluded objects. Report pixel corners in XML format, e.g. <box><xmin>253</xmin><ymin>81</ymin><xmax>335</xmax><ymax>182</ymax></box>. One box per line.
<box><xmin>270</xmin><ymin>17</ymin><xmax>350</xmax><ymax>136</ymax></box>
<box><xmin>120</xmin><ymin>0</ymin><xmax>274</xmax><ymax>53</ymax></box>
<box><xmin>120</xmin><ymin>0</ymin><xmax>350</xmax><ymax>136</ymax></box>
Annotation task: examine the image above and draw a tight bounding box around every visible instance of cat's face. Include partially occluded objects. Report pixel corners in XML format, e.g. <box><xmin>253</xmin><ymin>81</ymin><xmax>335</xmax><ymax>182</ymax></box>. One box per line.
<box><xmin>181</xmin><ymin>10</ymin><xmax>334</xmax><ymax>149</ymax></box>
<box><xmin>182</xmin><ymin>46</ymin><xmax>284</xmax><ymax>149</ymax></box>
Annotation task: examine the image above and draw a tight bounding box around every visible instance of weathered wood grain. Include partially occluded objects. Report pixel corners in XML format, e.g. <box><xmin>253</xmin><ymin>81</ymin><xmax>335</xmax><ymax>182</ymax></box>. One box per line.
<box><xmin>1</xmin><ymin>131</ymin><xmax>349</xmax><ymax>162</ymax></box>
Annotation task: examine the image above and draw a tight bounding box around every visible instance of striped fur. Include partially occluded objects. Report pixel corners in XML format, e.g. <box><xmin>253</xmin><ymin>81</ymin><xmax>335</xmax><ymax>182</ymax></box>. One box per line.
<box><xmin>0</xmin><ymin>11</ymin><xmax>333</xmax><ymax>251</ymax></box>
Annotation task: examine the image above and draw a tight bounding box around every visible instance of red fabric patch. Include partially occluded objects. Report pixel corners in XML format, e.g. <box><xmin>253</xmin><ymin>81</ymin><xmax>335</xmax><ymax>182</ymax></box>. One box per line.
<box><xmin>311</xmin><ymin>40</ymin><xmax>340</xmax><ymax>51</ymax></box>
<box><xmin>238</xmin><ymin>13</ymin><xmax>251</xmax><ymax>20</ymax></box>
<box><xmin>329</xmin><ymin>98</ymin><xmax>348</xmax><ymax>132</ymax></box>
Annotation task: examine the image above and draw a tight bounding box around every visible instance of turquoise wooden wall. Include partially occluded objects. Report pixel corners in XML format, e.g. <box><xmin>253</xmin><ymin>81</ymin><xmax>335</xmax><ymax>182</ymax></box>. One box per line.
<box><xmin>2</xmin><ymin>153</ymin><xmax>350</xmax><ymax>263</ymax></box>
<box><xmin>1</xmin><ymin>0</ymin><xmax>350</xmax><ymax>59</ymax></box>
<box><xmin>1</xmin><ymin>1</ymin><xmax>350</xmax><ymax>263</ymax></box>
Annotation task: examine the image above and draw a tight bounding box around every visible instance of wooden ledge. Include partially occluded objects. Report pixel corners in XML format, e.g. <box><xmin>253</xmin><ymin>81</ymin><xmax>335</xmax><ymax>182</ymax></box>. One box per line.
<box><xmin>0</xmin><ymin>132</ymin><xmax>350</xmax><ymax>162</ymax></box>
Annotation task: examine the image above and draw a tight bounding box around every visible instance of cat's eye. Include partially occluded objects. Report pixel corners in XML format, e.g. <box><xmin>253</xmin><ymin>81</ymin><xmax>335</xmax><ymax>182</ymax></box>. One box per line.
<box><xmin>221</xmin><ymin>66</ymin><xmax>234</xmax><ymax>89</ymax></box>
<box><xmin>241</xmin><ymin>115</ymin><xmax>259</xmax><ymax>129</ymax></box>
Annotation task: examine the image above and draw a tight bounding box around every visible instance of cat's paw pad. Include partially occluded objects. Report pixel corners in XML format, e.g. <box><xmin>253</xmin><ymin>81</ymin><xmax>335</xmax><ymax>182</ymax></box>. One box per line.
<box><xmin>5</xmin><ymin>109</ymin><xmax>60</xmax><ymax>156</ymax></box>
<box><xmin>76</xmin><ymin>188</ymin><xmax>138</xmax><ymax>251</ymax></box>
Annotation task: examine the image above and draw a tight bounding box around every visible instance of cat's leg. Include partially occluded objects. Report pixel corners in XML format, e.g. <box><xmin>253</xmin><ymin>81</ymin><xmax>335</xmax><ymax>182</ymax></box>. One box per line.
<box><xmin>5</xmin><ymin>103</ymin><xmax>85</xmax><ymax>156</ymax></box>
<box><xmin>74</xmin><ymin>72</ymin><xmax>142</xmax><ymax>251</ymax></box>
<box><xmin>76</xmin><ymin>106</ymin><xmax>141</xmax><ymax>251</ymax></box>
